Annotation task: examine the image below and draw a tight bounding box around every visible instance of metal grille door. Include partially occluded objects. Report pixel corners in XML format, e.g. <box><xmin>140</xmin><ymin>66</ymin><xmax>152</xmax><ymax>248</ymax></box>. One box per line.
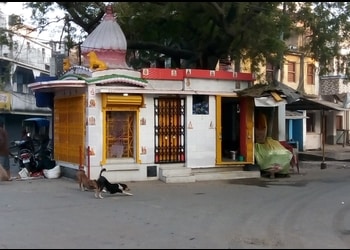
<box><xmin>154</xmin><ymin>97</ymin><xmax>185</xmax><ymax>163</ymax></box>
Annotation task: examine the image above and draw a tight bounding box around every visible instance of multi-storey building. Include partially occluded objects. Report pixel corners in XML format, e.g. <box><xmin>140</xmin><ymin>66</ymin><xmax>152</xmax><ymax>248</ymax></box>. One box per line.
<box><xmin>254</xmin><ymin>27</ymin><xmax>348</xmax><ymax>152</ymax></box>
<box><xmin>0</xmin><ymin>4</ymin><xmax>52</xmax><ymax>141</ymax></box>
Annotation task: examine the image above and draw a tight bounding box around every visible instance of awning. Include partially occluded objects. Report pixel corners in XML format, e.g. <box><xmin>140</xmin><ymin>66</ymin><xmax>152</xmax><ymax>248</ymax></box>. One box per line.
<box><xmin>254</xmin><ymin>96</ymin><xmax>287</xmax><ymax>107</ymax></box>
<box><xmin>237</xmin><ymin>81</ymin><xmax>303</xmax><ymax>108</ymax></box>
<box><xmin>286</xmin><ymin>97</ymin><xmax>347</xmax><ymax>111</ymax></box>
<box><xmin>285</xmin><ymin>110</ymin><xmax>308</xmax><ymax>119</ymax></box>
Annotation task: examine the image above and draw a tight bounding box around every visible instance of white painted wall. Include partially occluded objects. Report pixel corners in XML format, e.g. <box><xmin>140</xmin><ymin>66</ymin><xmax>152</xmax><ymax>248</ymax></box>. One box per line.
<box><xmin>85</xmin><ymin>84</ymin><xmax>104</xmax><ymax>179</ymax></box>
<box><xmin>185</xmin><ymin>95</ymin><xmax>216</xmax><ymax>168</ymax></box>
<box><xmin>85</xmin><ymin>92</ymin><xmax>223</xmax><ymax>180</ymax></box>
<box><xmin>57</xmin><ymin>72</ymin><xmax>251</xmax><ymax>181</ymax></box>
<box><xmin>138</xmin><ymin>94</ymin><xmax>217</xmax><ymax>168</ymax></box>
<box><xmin>304</xmin><ymin>111</ymin><xmax>322</xmax><ymax>150</ymax></box>
<box><xmin>304</xmin><ymin>133</ymin><xmax>321</xmax><ymax>150</ymax></box>
<box><xmin>139</xmin><ymin>95</ymin><xmax>156</xmax><ymax>164</ymax></box>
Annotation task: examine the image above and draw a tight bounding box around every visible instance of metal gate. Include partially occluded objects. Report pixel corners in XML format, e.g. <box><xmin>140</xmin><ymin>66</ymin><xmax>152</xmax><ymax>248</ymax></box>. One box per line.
<box><xmin>154</xmin><ymin>97</ymin><xmax>185</xmax><ymax>163</ymax></box>
<box><xmin>54</xmin><ymin>96</ymin><xmax>85</xmax><ymax>164</ymax></box>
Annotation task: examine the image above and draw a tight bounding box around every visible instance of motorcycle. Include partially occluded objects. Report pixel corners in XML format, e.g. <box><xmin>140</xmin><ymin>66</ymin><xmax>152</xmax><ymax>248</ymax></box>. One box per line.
<box><xmin>11</xmin><ymin>117</ymin><xmax>55</xmax><ymax>175</ymax></box>
<box><xmin>11</xmin><ymin>134</ymin><xmax>38</xmax><ymax>173</ymax></box>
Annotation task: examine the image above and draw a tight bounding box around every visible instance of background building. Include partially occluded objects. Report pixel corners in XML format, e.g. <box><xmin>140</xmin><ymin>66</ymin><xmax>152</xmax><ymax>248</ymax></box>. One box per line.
<box><xmin>0</xmin><ymin>4</ymin><xmax>52</xmax><ymax>142</ymax></box>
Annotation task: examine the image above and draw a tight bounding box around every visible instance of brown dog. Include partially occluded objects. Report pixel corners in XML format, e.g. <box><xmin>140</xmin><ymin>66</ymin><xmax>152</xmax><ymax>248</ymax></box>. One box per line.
<box><xmin>76</xmin><ymin>169</ymin><xmax>98</xmax><ymax>191</ymax></box>
<box><xmin>0</xmin><ymin>164</ymin><xmax>9</xmax><ymax>181</ymax></box>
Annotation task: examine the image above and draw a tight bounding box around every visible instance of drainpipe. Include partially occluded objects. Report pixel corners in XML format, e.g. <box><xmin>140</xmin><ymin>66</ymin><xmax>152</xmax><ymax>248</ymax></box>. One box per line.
<box><xmin>346</xmin><ymin>110</ymin><xmax>349</xmax><ymax>146</ymax></box>
<box><xmin>87</xmin><ymin>146</ymin><xmax>91</xmax><ymax>179</ymax></box>
<box><xmin>79</xmin><ymin>145</ymin><xmax>83</xmax><ymax>170</ymax></box>
<box><xmin>321</xmin><ymin>109</ymin><xmax>327</xmax><ymax>169</ymax></box>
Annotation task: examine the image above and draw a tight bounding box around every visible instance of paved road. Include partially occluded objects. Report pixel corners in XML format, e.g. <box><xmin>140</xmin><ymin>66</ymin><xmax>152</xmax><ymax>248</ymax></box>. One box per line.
<box><xmin>1</xmin><ymin>161</ymin><xmax>350</xmax><ymax>249</ymax></box>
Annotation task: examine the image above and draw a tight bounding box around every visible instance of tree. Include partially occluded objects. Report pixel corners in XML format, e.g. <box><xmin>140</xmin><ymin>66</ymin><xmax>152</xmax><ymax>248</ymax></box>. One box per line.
<box><xmin>294</xmin><ymin>2</ymin><xmax>350</xmax><ymax>76</ymax></box>
<box><xmin>25</xmin><ymin>2</ymin><xmax>289</xmax><ymax>71</ymax></box>
<box><xmin>24</xmin><ymin>2</ymin><xmax>350</xmax><ymax>82</ymax></box>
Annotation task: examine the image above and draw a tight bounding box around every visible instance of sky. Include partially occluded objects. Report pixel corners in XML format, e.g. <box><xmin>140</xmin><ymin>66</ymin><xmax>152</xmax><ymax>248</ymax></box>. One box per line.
<box><xmin>1</xmin><ymin>2</ymin><xmax>64</xmax><ymax>43</ymax></box>
<box><xmin>1</xmin><ymin>2</ymin><xmax>31</xmax><ymax>19</ymax></box>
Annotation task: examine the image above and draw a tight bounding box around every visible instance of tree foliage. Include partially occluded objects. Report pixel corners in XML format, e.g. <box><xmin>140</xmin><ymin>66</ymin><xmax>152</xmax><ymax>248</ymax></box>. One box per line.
<box><xmin>24</xmin><ymin>2</ymin><xmax>350</xmax><ymax>78</ymax></box>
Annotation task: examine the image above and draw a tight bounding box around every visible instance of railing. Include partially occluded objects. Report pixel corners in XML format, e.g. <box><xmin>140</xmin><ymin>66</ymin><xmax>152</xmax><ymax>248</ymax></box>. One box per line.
<box><xmin>336</xmin><ymin>129</ymin><xmax>350</xmax><ymax>146</ymax></box>
<box><xmin>0</xmin><ymin>44</ymin><xmax>51</xmax><ymax>72</ymax></box>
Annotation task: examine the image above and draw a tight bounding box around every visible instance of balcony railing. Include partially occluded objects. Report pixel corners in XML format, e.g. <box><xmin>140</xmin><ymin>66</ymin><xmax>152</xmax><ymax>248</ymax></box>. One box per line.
<box><xmin>0</xmin><ymin>44</ymin><xmax>51</xmax><ymax>72</ymax></box>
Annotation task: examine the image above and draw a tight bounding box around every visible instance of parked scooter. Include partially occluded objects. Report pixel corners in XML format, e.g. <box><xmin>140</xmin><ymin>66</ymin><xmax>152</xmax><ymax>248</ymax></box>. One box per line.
<box><xmin>11</xmin><ymin>132</ymin><xmax>38</xmax><ymax>173</ymax></box>
<box><xmin>11</xmin><ymin>117</ymin><xmax>55</xmax><ymax>176</ymax></box>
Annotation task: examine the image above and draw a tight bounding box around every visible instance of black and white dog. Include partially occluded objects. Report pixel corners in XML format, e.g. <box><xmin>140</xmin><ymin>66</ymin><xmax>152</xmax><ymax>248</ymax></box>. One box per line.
<box><xmin>95</xmin><ymin>168</ymin><xmax>133</xmax><ymax>199</ymax></box>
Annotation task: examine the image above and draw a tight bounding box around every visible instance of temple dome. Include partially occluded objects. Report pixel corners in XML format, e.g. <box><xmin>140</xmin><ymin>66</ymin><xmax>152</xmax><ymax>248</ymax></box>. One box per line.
<box><xmin>81</xmin><ymin>5</ymin><xmax>129</xmax><ymax>69</ymax></box>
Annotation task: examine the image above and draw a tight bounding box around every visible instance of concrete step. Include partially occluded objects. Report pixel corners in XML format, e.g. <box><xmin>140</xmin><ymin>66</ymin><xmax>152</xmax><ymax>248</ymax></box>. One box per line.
<box><xmin>159</xmin><ymin>165</ymin><xmax>261</xmax><ymax>183</ymax></box>
<box><xmin>191</xmin><ymin>166</ymin><xmax>240</xmax><ymax>173</ymax></box>
<box><xmin>160</xmin><ymin>175</ymin><xmax>196</xmax><ymax>183</ymax></box>
<box><xmin>194</xmin><ymin>170</ymin><xmax>260</xmax><ymax>181</ymax></box>
<box><xmin>159</xmin><ymin>165</ymin><xmax>194</xmax><ymax>183</ymax></box>
<box><xmin>159</xmin><ymin>167</ymin><xmax>192</xmax><ymax>177</ymax></box>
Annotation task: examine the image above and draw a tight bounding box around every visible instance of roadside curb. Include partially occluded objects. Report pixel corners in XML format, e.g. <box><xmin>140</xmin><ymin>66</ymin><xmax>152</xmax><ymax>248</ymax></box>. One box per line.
<box><xmin>299</xmin><ymin>160</ymin><xmax>350</xmax><ymax>169</ymax></box>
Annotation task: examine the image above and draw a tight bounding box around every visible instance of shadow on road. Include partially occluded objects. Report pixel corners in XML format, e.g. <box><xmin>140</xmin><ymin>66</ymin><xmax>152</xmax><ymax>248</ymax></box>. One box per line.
<box><xmin>228</xmin><ymin>177</ymin><xmax>309</xmax><ymax>188</ymax></box>
<box><xmin>229</xmin><ymin>166</ymin><xmax>350</xmax><ymax>188</ymax></box>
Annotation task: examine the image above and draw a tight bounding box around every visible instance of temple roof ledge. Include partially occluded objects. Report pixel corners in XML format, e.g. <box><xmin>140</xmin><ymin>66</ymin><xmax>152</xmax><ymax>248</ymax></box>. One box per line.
<box><xmin>91</xmin><ymin>68</ymin><xmax>141</xmax><ymax>78</ymax></box>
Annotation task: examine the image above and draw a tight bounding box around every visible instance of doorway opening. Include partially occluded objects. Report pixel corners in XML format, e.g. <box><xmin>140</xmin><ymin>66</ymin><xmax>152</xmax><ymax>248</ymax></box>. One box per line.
<box><xmin>221</xmin><ymin>97</ymin><xmax>240</xmax><ymax>161</ymax></box>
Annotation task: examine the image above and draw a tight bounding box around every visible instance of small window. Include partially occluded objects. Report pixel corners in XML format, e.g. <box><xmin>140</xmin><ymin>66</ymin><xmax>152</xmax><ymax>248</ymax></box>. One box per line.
<box><xmin>307</xmin><ymin>64</ymin><xmax>315</xmax><ymax>85</ymax></box>
<box><xmin>336</xmin><ymin>115</ymin><xmax>343</xmax><ymax>130</ymax></box>
<box><xmin>288</xmin><ymin>61</ymin><xmax>296</xmax><ymax>82</ymax></box>
<box><xmin>193</xmin><ymin>95</ymin><xmax>209</xmax><ymax>115</ymax></box>
<box><xmin>266</xmin><ymin>62</ymin><xmax>274</xmax><ymax>83</ymax></box>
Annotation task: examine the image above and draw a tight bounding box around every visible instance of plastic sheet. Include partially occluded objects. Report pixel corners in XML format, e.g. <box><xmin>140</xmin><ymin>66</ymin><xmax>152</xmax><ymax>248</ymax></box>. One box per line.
<box><xmin>255</xmin><ymin>137</ymin><xmax>293</xmax><ymax>174</ymax></box>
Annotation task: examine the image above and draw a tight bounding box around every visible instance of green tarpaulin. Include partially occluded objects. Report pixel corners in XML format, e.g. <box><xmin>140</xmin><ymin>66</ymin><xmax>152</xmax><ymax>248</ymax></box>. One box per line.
<box><xmin>255</xmin><ymin>137</ymin><xmax>292</xmax><ymax>174</ymax></box>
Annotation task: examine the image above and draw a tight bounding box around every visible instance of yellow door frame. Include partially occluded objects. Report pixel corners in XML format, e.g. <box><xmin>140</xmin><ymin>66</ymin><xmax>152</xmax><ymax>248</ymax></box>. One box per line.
<box><xmin>215</xmin><ymin>96</ymin><xmax>255</xmax><ymax>165</ymax></box>
<box><xmin>216</xmin><ymin>96</ymin><xmax>223</xmax><ymax>163</ymax></box>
